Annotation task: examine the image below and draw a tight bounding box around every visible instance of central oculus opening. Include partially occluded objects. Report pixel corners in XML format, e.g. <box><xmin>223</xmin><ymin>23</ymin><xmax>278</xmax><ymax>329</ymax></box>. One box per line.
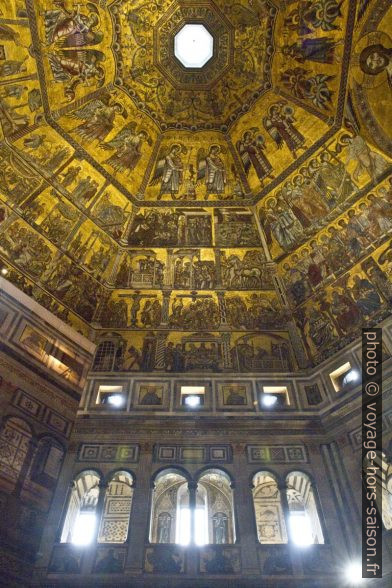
<box><xmin>174</xmin><ymin>24</ymin><xmax>214</xmax><ymax>68</ymax></box>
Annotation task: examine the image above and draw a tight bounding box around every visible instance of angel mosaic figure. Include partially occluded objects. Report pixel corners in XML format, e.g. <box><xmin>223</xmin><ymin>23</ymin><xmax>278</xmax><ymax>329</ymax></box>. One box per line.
<box><xmin>44</xmin><ymin>2</ymin><xmax>103</xmax><ymax>47</ymax></box>
<box><xmin>197</xmin><ymin>145</ymin><xmax>227</xmax><ymax>197</ymax></box>
<box><xmin>263</xmin><ymin>102</ymin><xmax>307</xmax><ymax>159</ymax></box>
<box><xmin>101</xmin><ymin>122</ymin><xmax>151</xmax><ymax>175</ymax></box>
<box><xmin>48</xmin><ymin>49</ymin><xmax>105</xmax><ymax>101</ymax></box>
<box><xmin>237</xmin><ymin>129</ymin><xmax>274</xmax><ymax>186</ymax></box>
<box><xmin>68</xmin><ymin>95</ymin><xmax>127</xmax><ymax>143</ymax></box>
<box><xmin>149</xmin><ymin>144</ymin><xmax>186</xmax><ymax>199</ymax></box>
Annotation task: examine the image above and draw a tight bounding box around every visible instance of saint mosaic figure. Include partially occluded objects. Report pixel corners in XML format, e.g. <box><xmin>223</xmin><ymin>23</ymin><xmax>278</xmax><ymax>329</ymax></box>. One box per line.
<box><xmin>213</xmin><ymin>512</ymin><xmax>229</xmax><ymax>544</ymax></box>
<box><xmin>157</xmin><ymin>512</ymin><xmax>171</xmax><ymax>543</ymax></box>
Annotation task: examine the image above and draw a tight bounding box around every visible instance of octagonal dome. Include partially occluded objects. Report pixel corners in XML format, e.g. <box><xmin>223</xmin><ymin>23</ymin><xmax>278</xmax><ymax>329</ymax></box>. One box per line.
<box><xmin>174</xmin><ymin>24</ymin><xmax>214</xmax><ymax>68</ymax></box>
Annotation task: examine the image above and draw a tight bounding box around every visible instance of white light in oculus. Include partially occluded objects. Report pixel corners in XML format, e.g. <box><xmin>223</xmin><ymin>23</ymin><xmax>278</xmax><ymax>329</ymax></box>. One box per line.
<box><xmin>72</xmin><ymin>512</ymin><xmax>96</xmax><ymax>545</ymax></box>
<box><xmin>185</xmin><ymin>395</ymin><xmax>201</xmax><ymax>408</ymax></box>
<box><xmin>262</xmin><ymin>394</ymin><xmax>278</xmax><ymax>408</ymax></box>
<box><xmin>174</xmin><ymin>24</ymin><xmax>214</xmax><ymax>68</ymax></box>
<box><xmin>1</xmin><ymin>268</ymin><xmax>8</xmax><ymax>276</ymax></box>
<box><xmin>345</xmin><ymin>561</ymin><xmax>365</xmax><ymax>584</ymax></box>
<box><xmin>289</xmin><ymin>512</ymin><xmax>313</xmax><ymax>547</ymax></box>
<box><xmin>107</xmin><ymin>394</ymin><xmax>125</xmax><ymax>408</ymax></box>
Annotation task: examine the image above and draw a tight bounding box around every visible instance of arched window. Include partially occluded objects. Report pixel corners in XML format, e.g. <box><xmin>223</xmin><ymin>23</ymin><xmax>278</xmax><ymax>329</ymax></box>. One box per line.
<box><xmin>0</xmin><ymin>417</ymin><xmax>32</xmax><ymax>492</ymax></box>
<box><xmin>150</xmin><ymin>470</ymin><xmax>189</xmax><ymax>544</ymax></box>
<box><xmin>252</xmin><ymin>471</ymin><xmax>288</xmax><ymax>544</ymax></box>
<box><xmin>61</xmin><ymin>470</ymin><xmax>100</xmax><ymax>545</ymax></box>
<box><xmin>286</xmin><ymin>471</ymin><xmax>324</xmax><ymax>545</ymax></box>
<box><xmin>150</xmin><ymin>469</ymin><xmax>235</xmax><ymax>545</ymax></box>
<box><xmin>98</xmin><ymin>471</ymin><xmax>134</xmax><ymax>543</ymax></box>
<box><xmin>197</xmin><ymin>469</ymin><xmax>235</xmax><ymax>544</ymax></box>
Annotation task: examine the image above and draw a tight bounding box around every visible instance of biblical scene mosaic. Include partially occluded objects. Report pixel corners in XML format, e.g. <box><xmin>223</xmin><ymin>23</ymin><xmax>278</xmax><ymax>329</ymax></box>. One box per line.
<box><xmin>0</xmin><ymin>0</ymin><xmax>390</xmax><ymax>367</ymax></box>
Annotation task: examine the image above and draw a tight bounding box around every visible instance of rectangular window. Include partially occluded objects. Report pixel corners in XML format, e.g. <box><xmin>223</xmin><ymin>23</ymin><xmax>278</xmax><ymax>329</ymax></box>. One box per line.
<box><xmin>97</xmin><ymin>385</ymin><xmax>125</xmax><ymax>408</ymax></box>
<box><xmin>181</xmin><ymin>386</ymin><xmax>205</xmax><ymax>407</ymax></box>
<box><xmin>262</xmin><ymin>386</ymin><xmax>290</xmax><ymax>407</ymax></box>
<box><xmin>329</xmin><ymin>362</ymin><xmax>360</xmax><ymax>392</ymax></box>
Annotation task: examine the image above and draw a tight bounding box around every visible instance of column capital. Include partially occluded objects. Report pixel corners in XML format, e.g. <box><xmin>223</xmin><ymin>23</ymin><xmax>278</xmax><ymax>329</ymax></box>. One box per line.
<box><xmin>141</xmin><ymin>441</ymin><xmax>153</xmax><ymax>453</ymax></box>
<box><xmin>188</xmin><ymin>481</ymin><xmax>198</xmax><ymax>492</ymax></box>
<box><xmin>233</xmin><ymin>443</ymin><xmax>246</xmax><ymax>455</ymax></box>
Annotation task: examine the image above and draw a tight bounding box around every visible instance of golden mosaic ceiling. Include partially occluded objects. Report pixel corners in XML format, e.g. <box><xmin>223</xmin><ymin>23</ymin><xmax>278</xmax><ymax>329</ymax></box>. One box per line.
<box><xmin>35</xmin><ymin>0</ymin><xmax>350</xmax><ymax>204</ymax></box>
<box><xmin>0</xmin><ymin>0</ymin><xmax>391</xmax><ymax>374</ymax></box>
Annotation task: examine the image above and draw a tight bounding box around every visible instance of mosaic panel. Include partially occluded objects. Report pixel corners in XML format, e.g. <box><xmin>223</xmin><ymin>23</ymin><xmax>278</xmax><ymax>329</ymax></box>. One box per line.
<box><xmin>247</xmin><ymin>445</ymin><xmax>308</xmax><ymax>464</ymax></box>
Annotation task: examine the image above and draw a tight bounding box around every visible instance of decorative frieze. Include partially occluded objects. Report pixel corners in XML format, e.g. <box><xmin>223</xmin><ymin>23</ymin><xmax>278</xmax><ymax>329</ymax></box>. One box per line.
<box><xmin>153</xmin><ymin>444</ymin><xmax>232</xmax><ymax>464</ymax></box>
<box><xmin>247</xmin><ymin>445</ymin><xmax>308</xmax><ymax>464</ymax></box>
<box><xmin>77</xmin><ymin>443</ymin><xmax>140</xmax><ymax>463</ymax></box>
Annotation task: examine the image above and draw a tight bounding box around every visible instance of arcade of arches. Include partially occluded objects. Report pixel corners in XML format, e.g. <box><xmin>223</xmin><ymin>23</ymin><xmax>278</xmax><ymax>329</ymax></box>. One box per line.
<box><xmin>0</xmin><ymin>0</ymin><xmax>391</xmax><ymax>586</ymax></box>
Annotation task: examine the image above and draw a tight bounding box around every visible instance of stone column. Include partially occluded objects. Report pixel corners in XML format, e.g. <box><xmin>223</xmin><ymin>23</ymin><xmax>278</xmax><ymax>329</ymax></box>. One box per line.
<box><xmin>252</xmin><ymin>208</ymin><xmax>273</xmax><ymax>262</ymax></box>
<box><xmin>154</xmin><ymin>333</ymin><xmax>168</xmax><ymax>370</ymax></box>
<box><xmin>217</xmin><ymin>290</ymin><xmax>228</xmax><ymax>328</ymax></box>
<box><xmin>125</xmin><ymin>443</ymin><xmax>154</xmax><ymax>573</ymax></box>
<box><xmin>161</xmin><ymin>290</ymin><xmax>172</xmax><ymax>325</ymax></box>
<box><xmin>319</xmin><ymin>442</ymin><xmax>361</xmax><ymax>557</ymax></box>
<box><xmin>85</xmin><ymin>180</ymin><xmax>109</xmax><ymax>214</ymax></box>
<box><xmin>215</xmin><ymin>248</ymin><xmax>223</xmax><ymax>287</ymax></box>
<box><xmin>0</xmin><ymin>211</ymin><xmax>18</xmax><ymax>234</ymax></box>
<box><xmin>105</xmin><ymin>247</ymin><xmax>124</xmax><ymax>287</ymax></box>
<box><xmin>287</xmin><ymin>320</ymin><xmax>310</xmax><ymax>369</ymax></box>
<box><xmin>33</xmin><ymin>444</ymin><xmax>78</xmax><ymax>578</ymax></box>
<box><xmin>231</xmin><ymin>444</ymin><xmax>259</xmax><ymax>575</ymax></box>
<box><xmin>277</xmin><ymin>480</ymin><xmax>301</xmax><ymax>575</ymax></box>
<box><xmin>272</xmin><ymin>267</ymin><xmax>289</xmax><ymax>307</ymax></box>
<box><xmin>81</xmin><ymin>481</ymin><xmax>108</xmax><ymax>574</ymax></box>
<box><xmin>61</xmin><ymin>217</ymin><xmax>84</xmax><ymax>251</ymax></box>
<box><xmin>187</xmin><ymin>480</ymin><xmax>198</xmax><ymax>575</ymax></box>
<box><xmin>91</xmin><ymin>289</ymin><xmax>111</xmax><ymax>326</ymax></box>
<box><xmin>120</xmin><ymin>206</ymin><xmax>137</xmax><ymax>247</ymax></box>
<box><xmin>165</xmin><ymin>249</ymin><xmax>174</xmax><ymax>287</ymax></box>
<box><xmin>222</xmin><ymin>332</ymin><xmax>233</xmax><ymax>370</ymax></box>
<box><xmin>188</xmin><ymin>481</ymin><xmax>197</xmax><ymax>545</ymax></box>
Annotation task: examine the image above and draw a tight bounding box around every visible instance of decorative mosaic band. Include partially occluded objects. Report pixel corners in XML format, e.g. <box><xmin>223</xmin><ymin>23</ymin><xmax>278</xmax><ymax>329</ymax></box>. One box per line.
<box><xmin>77</xmin><ymin>443</ymin><xmax>140</xmax><ymax>463</ymax></box>
<box><xmin>153</xmin><ymin>444</ymin><xmax>232</xmax><ymax>464</ymax></box>
<box><xmin>13</xmin><ymin>388</ymin><xmax>72</xmax><ymax>438</ymax></box>
<box><xmin>246</xmin><ymin>445</ymin><xmax>308</xmax><ymax>464</ymax></box>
